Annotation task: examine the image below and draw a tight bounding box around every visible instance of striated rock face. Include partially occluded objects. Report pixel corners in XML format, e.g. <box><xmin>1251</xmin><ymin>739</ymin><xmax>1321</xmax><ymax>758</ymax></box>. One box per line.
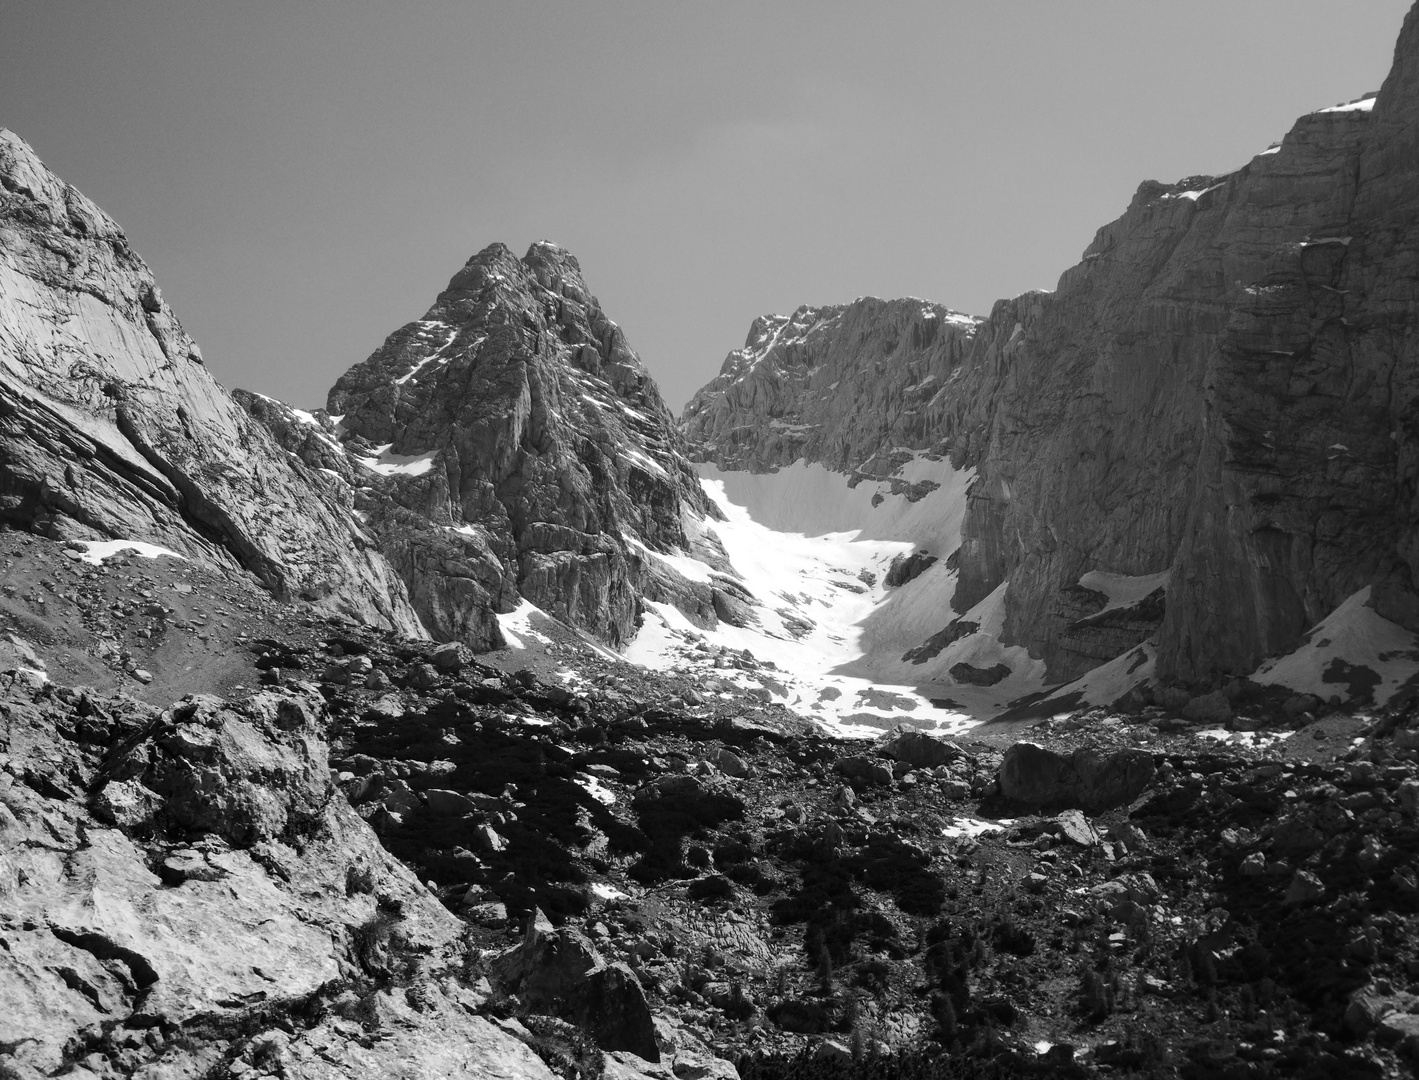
<box><xmin>683</xmin><ymin>4</ymin><xmax>1419</xmax><ymax>690</ymax></box>
<box><xmin>682</xmin><ymin>298</ymin><xmax>981</xmax><ymax>475</ymax></box>
<box><xmin>0</xmin><ymin>129</ymin><xmax>422</xmax><ymax>635</ymax></box>
<box><xmin>250</xmin><ymin>241</ymin><xmax>722</xmax><ymax>649</ymax></box>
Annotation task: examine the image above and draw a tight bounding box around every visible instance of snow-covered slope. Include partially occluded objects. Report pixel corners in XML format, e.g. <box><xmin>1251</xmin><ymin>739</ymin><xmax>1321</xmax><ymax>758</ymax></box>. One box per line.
<box><xmin>618</xmin><ymin>456</ymin><xmax>1052</xmax><ymax>736</ymax></box>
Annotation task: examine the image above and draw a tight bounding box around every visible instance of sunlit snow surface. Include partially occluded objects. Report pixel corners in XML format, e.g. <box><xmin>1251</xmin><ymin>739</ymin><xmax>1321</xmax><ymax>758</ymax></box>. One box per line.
<box><xmin>1250</xmin><ymin>586</ymin><xmax>1419</xmax><ymax>706</ymax></box>
<box><xmin>73</xmin><ymin>540</ymin><xmax>186</xmax><ymax>565</ymax></box>
<box><xmin>497</xmin><ymin>599</ymin><xmax>553</xmax><ymax>651</ymax></box>
<box><xmin>619</xmin><ymin>458</ymin><xmax>1050</xmax><ymax>737</ymax></box>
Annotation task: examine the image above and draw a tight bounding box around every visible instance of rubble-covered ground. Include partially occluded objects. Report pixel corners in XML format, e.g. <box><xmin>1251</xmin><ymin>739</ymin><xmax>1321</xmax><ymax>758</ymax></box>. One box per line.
<box><xmin>2</xmin><ymin>527</ymin><xmax>1418</xmax><ymax>1079</ymax></box>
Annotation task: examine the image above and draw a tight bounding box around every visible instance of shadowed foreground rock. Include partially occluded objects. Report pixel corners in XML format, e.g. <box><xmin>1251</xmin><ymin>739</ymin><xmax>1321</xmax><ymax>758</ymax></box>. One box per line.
<box><xmin>493</xmin><ymin>908</ymin><xmax>660</xmax><ymax>1061</ymax></box>
<box><xmin>997</xmin><ymin>742</ymin><xmax>1157</xmax><ymax>812</ymax></box>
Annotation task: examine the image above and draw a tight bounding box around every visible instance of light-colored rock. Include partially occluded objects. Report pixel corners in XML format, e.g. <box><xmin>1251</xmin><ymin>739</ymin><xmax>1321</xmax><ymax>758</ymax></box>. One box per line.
<box><xmin>0</xmin><ymin>129</ymin><xmax>422</xmax><ymax>635</ymax></box>
<box><xmin>0</xmin><ymin>679</ymin><xmax>480</xmax><ymax>1079</ymax></box>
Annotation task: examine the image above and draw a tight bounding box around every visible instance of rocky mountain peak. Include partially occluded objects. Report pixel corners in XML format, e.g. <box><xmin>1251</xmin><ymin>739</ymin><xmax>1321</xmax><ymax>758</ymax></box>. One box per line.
<box><xmin>253</xmin><ymin>240</ymin><xmax>723</xmax><ymax>651</ymax></box>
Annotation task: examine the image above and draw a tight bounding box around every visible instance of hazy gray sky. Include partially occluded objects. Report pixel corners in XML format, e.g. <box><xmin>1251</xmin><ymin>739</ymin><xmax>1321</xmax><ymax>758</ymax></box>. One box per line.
<box><xmin>2</xmin><ymin>2</ymin><xmax>1410</xmax><ymax>413</ymax></box>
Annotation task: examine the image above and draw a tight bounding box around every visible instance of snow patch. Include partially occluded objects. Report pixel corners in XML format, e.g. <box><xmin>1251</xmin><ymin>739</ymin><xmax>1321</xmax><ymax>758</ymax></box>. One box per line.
<box><xmin>1077</xmin><ymin>569</ymin><xmax>1169</xmax><ymax>615</ymax></box>
<box><xmin>356</xmin><ymin>448</ymin><xmax>439</xmax><ymax>477</ymax></box>
<box><xmin>497</xmin><ymin>599</ymin><xmax>554</xmax><ymax>650</ymax></box>
<box><xmin>1250</xmin><ymin>586</ymin><xmax>1419</xmax><ymax>705</ymax></box>
<box><xmin>624</xmin><ymin>456</ymin><xmax>1049</xmax><ymax>735</ymax></box>
<box><xmin>943</xmin><ymin>817</ymin><xmax>1014</xmax><ymax>839</ymax></box>
<box><xmin>74</xmin><ymin>540</ymin><xmax>186</xmax><ymax>566</ymax></box>
<box><xmin>1316</xmin><ymin>96</ymin><xmax>1377</xmax><ymax>114</ymax></box>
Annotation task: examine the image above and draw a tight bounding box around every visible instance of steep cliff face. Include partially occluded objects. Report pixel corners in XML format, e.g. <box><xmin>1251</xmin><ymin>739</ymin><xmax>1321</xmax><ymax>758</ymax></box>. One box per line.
<box><xmin>683</xmin><ymin>4</ymin><xmax>1419</xmax><ymax>694</ymax></box>
<box><xmin>682</xmin><ymin>298</ymin><xmax>981</xmax><ymax>476</ymax></box>
<box><xmin>0</xmin><ymin>130</ymin><xmax>422</xmax><ymax>635</ymax></box>
<box><xmin>946</xmin><ymin>5</ymin><xmax>1419</xmax><ymax>687</ymax></box>
<box><xmin>250</xmin><ymin>242</ymin><xmax>722</xmax><ymax>650</ymax></box>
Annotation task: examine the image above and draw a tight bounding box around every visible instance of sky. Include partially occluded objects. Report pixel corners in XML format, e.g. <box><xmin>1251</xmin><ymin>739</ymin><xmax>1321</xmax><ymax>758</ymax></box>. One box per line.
<box><xmin>1</xmin><ymin>2</ymin><xmax>1412</xmax><ymax>414</ymax></box>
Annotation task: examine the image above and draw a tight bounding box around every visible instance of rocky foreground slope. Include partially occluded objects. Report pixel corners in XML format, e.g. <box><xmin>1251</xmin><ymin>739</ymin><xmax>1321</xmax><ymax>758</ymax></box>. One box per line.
<box><xmin>684</xmin><ymin>3</ymin><xmax>1419</xmax><ymax>698</ymax></box>
<box><xmin>3</xmin><ymin>526</ymin><xmax>1419</xmax><ymax>1078</ymax></box>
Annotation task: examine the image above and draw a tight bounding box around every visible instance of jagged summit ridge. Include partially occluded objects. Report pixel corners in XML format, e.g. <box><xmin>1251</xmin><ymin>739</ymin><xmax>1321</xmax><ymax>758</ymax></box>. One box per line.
<box><xmin>682</xmin><ymin>297</ymin><xmax>983</xmax><ymax>475</ymax></box>
<box><xmin>247</xmin><ymin>239</ymin><xmax>731</xmax><ymax>650</ymax></box>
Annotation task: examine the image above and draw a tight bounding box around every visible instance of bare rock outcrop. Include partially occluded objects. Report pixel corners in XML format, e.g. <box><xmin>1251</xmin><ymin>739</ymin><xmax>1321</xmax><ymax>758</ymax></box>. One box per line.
<box><xmin>0</xmin><ymin>129</ymin><xmax>422</xmax><ymax>635</ymax></box>
<box><xmin>0</xmin><ymin>675</ymin><xmax>553</xmax><ymax>1078</ymax></box>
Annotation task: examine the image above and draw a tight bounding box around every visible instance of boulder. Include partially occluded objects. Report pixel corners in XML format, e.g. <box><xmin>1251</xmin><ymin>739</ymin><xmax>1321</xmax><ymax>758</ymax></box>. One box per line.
<box><xmin>425</xmin><ymin>788</ymin><xmax>477</xmax><ymax>817</ymax></box>
<box><xmin>834</xmin><ymin>755</ymin><xmax>894</xmax><ymax>785</ymax></box>
<box><xmin>876</xmin><ymin>726</ymin><xmax>963</xmax><ymax>768</ymax></box>
<box><xmin>1054</xmin><ymin>809</ymin><xmax>1100</xmax><ymax>847</ymax></box>
<box><xmin>431</xmin><ymin>642</ymin><xmax>469</xmax><ymax>672</ymax></box>
<box><xmin>1284</xmin><ymin>870</ymin><xmax>1326</xmax><ymax>906</ymax></box>
<box><xmin>712</xmin><ymin>748</ymin><xmax>750</xmax><ymax>778</ymax></box>
<box><xmin>997</xmin><ymin>742</ymin><xmax>1156</xmax><ymax>812</ymax></box>
<box><xmin>494</xmin><ymin>909</ymin><xmax>659</xmax><ymax>1061</ymax></box>
<box><xmin>1181</xmin><ymin>690</ymin><xmax>1232</xmax><ymax>725</ymax></box>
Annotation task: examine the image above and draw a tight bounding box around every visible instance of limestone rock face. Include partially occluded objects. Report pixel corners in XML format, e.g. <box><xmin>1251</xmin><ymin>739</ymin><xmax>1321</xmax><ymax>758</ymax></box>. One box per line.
<box><xmin>0</xmin><ymin>129</ymin><xmax>422</xmax><ymax>635</ymax></box>
<box><xmin>0</xmin><ymin>675</ymin><xmax>552</xmax><ymax>1079</ymax></box>
<box><xmin>253</xmin><ymin>241</ymin><xmax>721</xmax><ymax>649</ymax></box>
<box><xmin>681</xmin><ymin>299</ymin><xmax>981</xmax><ymax>474</ymax></box>
<box><xmin>682</xmin><ymin>4</ymin><xmax>1419</xmax><ymax>689</ymax></box>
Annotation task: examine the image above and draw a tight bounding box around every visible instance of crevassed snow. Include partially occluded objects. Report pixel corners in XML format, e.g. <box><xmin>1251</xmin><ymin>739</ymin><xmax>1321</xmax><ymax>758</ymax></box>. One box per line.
<box><xmin>74</xmin><ymin>540</ymin><xmax>186</xmax><ymax>565</ymax></box>
<box><xmin>1250</xmin><ymin>586</ymin><xmax>1419</xmax><ymax>705</ymax></box>
<box><xmin>622</xmin><ymin>456</ymin><xmax>1051</xmax><ymax>736</ymax></box>
<box><xmin>1317</xmin><ymin>96</ymin><xmax>1377</xmax><ymax>114</ymax></box>
<box><xmin>1077</xmin><ymin>569</ymin><xmax>1170</xmax><ymax>614</ymax></box>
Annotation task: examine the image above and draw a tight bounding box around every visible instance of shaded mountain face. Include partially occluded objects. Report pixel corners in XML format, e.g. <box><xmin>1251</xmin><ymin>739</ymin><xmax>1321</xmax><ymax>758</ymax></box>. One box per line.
<box><xmin>682</xmin><ymin>3</ymin><xmax>1419</xmax><ymax>692</ymax></box>
<box><xmin>247</xmin><ymin>241</ymin><xmax>722</xmax><ymax>651</ymax></box>
<box><xmin>0</xmin><ymin>129</ymin><xmax>421</xmax><ymax>634</ymax></box>
<box><xmin>681</xmin><ymin>299</ymin><xmax>982</xmax><ymax>476</ymax></box>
